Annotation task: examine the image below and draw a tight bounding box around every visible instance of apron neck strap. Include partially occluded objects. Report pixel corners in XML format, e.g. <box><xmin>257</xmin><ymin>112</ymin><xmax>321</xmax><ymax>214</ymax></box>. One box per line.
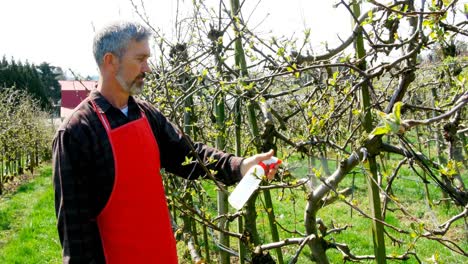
<box><xmin>90</xmin><ymin>99</ymin><xmax>111</xmax><ymax>133</ymax></box>
<box><xmin>90</xmin><ymin>99</ymin><xmax>146</xmax><ymax>133</ymax></box>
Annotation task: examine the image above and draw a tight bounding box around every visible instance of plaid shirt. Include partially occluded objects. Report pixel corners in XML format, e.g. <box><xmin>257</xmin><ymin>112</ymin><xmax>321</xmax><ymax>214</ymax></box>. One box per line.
<box><xmin>53</xmin><ymin>90</ymin><xmax>243</xmax><ymax>263</ymax></box>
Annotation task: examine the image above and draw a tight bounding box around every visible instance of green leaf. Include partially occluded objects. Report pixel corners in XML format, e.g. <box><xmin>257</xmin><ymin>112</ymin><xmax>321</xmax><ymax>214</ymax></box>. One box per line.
<box><xmin>182</xmin><ymin>156</ymin><xmax>193</xmax><ymax>166</ymax></box>
<box><xmin>370</xmin><ymin>126</ymin><xmax>391</xmax><ymax>136</ymax></box>
<box><xmin>375</xmin><ymin>110</ymin><xmax>387</xmax><ymax>119</ymax></box>
<box><xmin>392</xmin><ymin>102</ymin><xmax>402</xmax><ymax>123</ymax></box>
<box><xmin>243</xmin><ymin>82</ymin><xmax>255</xmax><ymax>90</ymax></box>
<box><xmin>438</xmin><ymin>160</ymin><xmax>459</xmax><ymax>177</ymax></box>
<box><xmin>333</xmin><ymin>71</ymin><xmax>339</xmax><ymax>80</ymax></box>
<box><xmin>422</xmin><ymin>20</ymin><xmax>433</xmax><ymax>28</ymax></box>
<box><xmin>277</xmin><ymin>47</ymin><xmax>285</xmax><ymax>57</ymax></box>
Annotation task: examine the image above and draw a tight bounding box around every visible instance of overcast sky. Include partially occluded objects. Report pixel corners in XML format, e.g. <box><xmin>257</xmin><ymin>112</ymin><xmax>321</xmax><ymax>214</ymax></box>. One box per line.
<box><xmin>0</xmin><ymin>0</ymin><xmax>358</xmax><ymax>77</ymax></box>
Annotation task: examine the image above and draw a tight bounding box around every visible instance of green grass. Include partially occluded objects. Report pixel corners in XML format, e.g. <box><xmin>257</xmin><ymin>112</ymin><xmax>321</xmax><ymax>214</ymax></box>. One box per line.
<box><xmin>0</xmin><ymin>165</ymin><xmax>61</xmax><ymax>264</ymax></box>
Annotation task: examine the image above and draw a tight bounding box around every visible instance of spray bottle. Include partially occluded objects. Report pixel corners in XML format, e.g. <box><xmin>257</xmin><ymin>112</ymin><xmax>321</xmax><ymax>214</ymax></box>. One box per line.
<box><xmin>228</xmin><ymin>157</ymin><xmax>282</xmax><ymax>210</ymax></box>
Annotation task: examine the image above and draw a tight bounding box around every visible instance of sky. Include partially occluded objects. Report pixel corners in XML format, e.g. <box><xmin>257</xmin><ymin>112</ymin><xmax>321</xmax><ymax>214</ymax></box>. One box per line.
<box><xmin>0</xmin><ymin>0</ymin><xmax>353</xmax><ymax>77</ymax></box>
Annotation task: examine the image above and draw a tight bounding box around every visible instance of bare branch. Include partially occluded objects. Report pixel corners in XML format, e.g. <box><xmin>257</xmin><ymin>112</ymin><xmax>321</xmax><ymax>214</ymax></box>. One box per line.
<box><xmin>292</xmin><ymin>6</ymin><xmax>383</xmax><ymax>64</ymax></box>
<box><xmin>433</xmin><ymin>205</ymin><xmax>468</xmax><ymax>235</ymax></box>
<box><xmin>404</xmin><ymin>93</ymin><xmax>467</xmax><ymax>129</ymax></box>
<box><xmin>257</xmin><ymin>235</ymin><xmax>316</xmax><ymax>251</ymax></box>
<box><xmin>333</xmin><ymin>242</ymin><xmax>413</xmax><ymax>262</ymax></box>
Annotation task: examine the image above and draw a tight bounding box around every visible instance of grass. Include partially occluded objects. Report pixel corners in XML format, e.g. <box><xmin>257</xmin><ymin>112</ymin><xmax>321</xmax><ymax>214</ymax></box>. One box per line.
<box><xmin>0</xmin><ymin>165</ymin><xmax>61</xmax><ymax>264</ymax></box>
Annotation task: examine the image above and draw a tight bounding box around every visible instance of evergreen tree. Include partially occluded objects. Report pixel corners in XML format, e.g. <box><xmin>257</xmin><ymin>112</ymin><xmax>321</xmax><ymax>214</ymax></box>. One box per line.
<box><xmin>0</xmin><ymin>56</ymin><xmax>8</xmax><ymax>88</ymax></box>
<box><xmin>37</xmin><ymin>62</ymin><xmax>61</xmax><ymax>105</ymax></box>
<box><xmin>0</xmin><ymin>56</ymin><xmax>58</xmax><ymax>110</ymax></box>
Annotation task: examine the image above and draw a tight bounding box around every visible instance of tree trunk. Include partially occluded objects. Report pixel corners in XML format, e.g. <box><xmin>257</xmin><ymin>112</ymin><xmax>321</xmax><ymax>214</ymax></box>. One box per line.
<box><xmin>304</xmin><ymin>204</ymin><xmax>329</xmax><ymax>264</ymax></box>
<box><xmin>235</xmin><ymin>99</ymin><xmax>246</xmax><ymax>263</ymax></box>
<box><xmin>215</xmin><ymin>92</ymin><xmax>230</xmax><ymax>264</ymax></box>
<box><xmin>444</xmin><ymin>118</ymin><xmax>466</xmax><ymax>191</ymax></box>
<box><xmin>230</xmin><ymin>0</ymin><xmax>261</xmax><ymax>247</ymax></box>
<box><xmin>352</xmin><ymin>2</ymin><xmax>386</xmax><ymax>263</ymax></box>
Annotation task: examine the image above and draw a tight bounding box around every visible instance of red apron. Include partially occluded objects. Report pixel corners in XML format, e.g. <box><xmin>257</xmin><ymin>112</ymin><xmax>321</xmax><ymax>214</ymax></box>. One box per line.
<box><xmin>91</xmin><ymin>100</ymin><xmax>178</xmax><ymax>263</ymax></box>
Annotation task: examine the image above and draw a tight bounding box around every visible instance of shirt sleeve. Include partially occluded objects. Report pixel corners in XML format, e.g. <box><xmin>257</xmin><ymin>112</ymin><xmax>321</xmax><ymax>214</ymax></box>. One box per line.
<box><xmin>142</xmin><ymin>103</ymin><xmax>244</xmax><ymax>186</ymax></box>
<box><xmin>53</xmin><ymin>129</ymin><xmax>104</xmax><ymax>263</ymax></box>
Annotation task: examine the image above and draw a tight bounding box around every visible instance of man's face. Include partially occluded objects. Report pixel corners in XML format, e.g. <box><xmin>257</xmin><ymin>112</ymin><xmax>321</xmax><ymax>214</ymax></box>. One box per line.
<box><xmin>115</xmin><ymin>39</ymin><xmax>151</xmax><ymax>95</ymax></box>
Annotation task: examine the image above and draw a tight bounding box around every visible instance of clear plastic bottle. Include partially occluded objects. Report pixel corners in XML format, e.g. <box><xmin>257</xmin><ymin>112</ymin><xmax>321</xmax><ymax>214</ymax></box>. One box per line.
<box><xmin>228</xmin><ymin>157</ymin><xmax>281</xmax><ymax>210</ymax></box>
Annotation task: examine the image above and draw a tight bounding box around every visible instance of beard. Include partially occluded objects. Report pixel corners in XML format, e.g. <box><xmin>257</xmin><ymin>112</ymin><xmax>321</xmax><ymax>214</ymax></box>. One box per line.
<box><xmin>116</xmin><ymin>70</ymin><xmax>145</xmax><ymax>95</ymax></box>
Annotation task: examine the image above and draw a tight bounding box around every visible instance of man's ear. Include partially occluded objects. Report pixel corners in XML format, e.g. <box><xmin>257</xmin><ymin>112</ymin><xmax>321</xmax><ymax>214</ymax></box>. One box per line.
<box><xmin>102</xmin><ymin>52</ymin><xmax>118</xmax><ymax>74</ymax></box>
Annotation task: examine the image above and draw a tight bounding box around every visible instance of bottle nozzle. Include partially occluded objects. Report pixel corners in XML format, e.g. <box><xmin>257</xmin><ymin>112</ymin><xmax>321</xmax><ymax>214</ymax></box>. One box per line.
<box><xmin>258</xmin><ymin>157</ymin><xmax>282</xmax><ymax>171</ymax></box>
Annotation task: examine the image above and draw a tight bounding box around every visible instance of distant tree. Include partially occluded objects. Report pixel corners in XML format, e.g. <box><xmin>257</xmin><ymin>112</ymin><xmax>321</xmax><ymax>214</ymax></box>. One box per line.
<box><xmin>37</xmin><ymin>62</ymin><xmax>61</xmax><ymax>104</ymax></box>
<box><xmin>8</xmin><ymin>58</ymin><xmax>19</xmax><ymax>87</ymax></box>
<box><xmin>53</xmin><ymin>66</ymin><xmax>66</xmax><ymax>80</ymax></box>
<box><xmin>0</xmin><ymin>56</ymin><xmax>9</xmax><ymax>87</ymax></box>
<box><xmin>0</xmin><ymin>57</ymin><xmax>62</xmax><ymax>110</ymax></box>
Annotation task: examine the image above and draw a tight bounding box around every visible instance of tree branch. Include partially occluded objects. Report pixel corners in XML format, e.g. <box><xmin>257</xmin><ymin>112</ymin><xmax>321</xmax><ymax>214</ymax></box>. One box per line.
<box><xmin>432</xmin><ymin>205</ymin><xmax>468</xmax><ymax>235</ymax></box>
<box><xmin>257</xmin><ymin>235</ymin><xmax>316</xmax><ymax>251</ymax></box>
<box><xmin>292</xmin><ymin>7</ymin><xmax>382</xmax><ymax>64</ymax></box>
<box><xmin>403</xmin><ymin>92</ymin><xmax>467</xmax><ymax>129</ymax></box>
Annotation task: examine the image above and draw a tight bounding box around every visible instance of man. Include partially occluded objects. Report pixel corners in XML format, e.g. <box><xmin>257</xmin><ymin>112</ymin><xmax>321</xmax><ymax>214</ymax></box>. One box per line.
<box><xmin>53</xmin><ymin>21</ymin><xmax>276</xmax><ymax>263</ymax></box>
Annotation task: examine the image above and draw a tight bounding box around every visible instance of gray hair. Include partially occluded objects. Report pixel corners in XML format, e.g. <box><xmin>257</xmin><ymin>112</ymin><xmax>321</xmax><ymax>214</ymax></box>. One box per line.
<box><xmin>93</xmin><ymin>21</ymin><xmax>151</xmax><ymax>67</ymax></box>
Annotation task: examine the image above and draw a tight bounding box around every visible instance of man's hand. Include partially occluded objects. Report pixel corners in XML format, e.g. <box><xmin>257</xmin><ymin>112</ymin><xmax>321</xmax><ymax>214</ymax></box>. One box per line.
<box><xmin>240</xmin><ymin>149</ymin><xmax>279</xmax><ymax>180</ymax></box>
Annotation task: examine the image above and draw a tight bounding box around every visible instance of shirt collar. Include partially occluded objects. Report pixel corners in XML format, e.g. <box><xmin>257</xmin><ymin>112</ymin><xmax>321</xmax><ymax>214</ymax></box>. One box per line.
<box><xmin>89</xmin><ymin>90</ymin><xmax>137</xmax><ymax>114</ymax></box>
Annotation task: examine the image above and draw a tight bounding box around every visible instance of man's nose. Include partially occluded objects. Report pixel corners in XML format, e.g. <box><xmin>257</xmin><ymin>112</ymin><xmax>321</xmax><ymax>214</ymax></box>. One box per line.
<box><xmin>142</xmin><ymin>60</ymin><xmax>151</xmax><ymax>73</ymax></box>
